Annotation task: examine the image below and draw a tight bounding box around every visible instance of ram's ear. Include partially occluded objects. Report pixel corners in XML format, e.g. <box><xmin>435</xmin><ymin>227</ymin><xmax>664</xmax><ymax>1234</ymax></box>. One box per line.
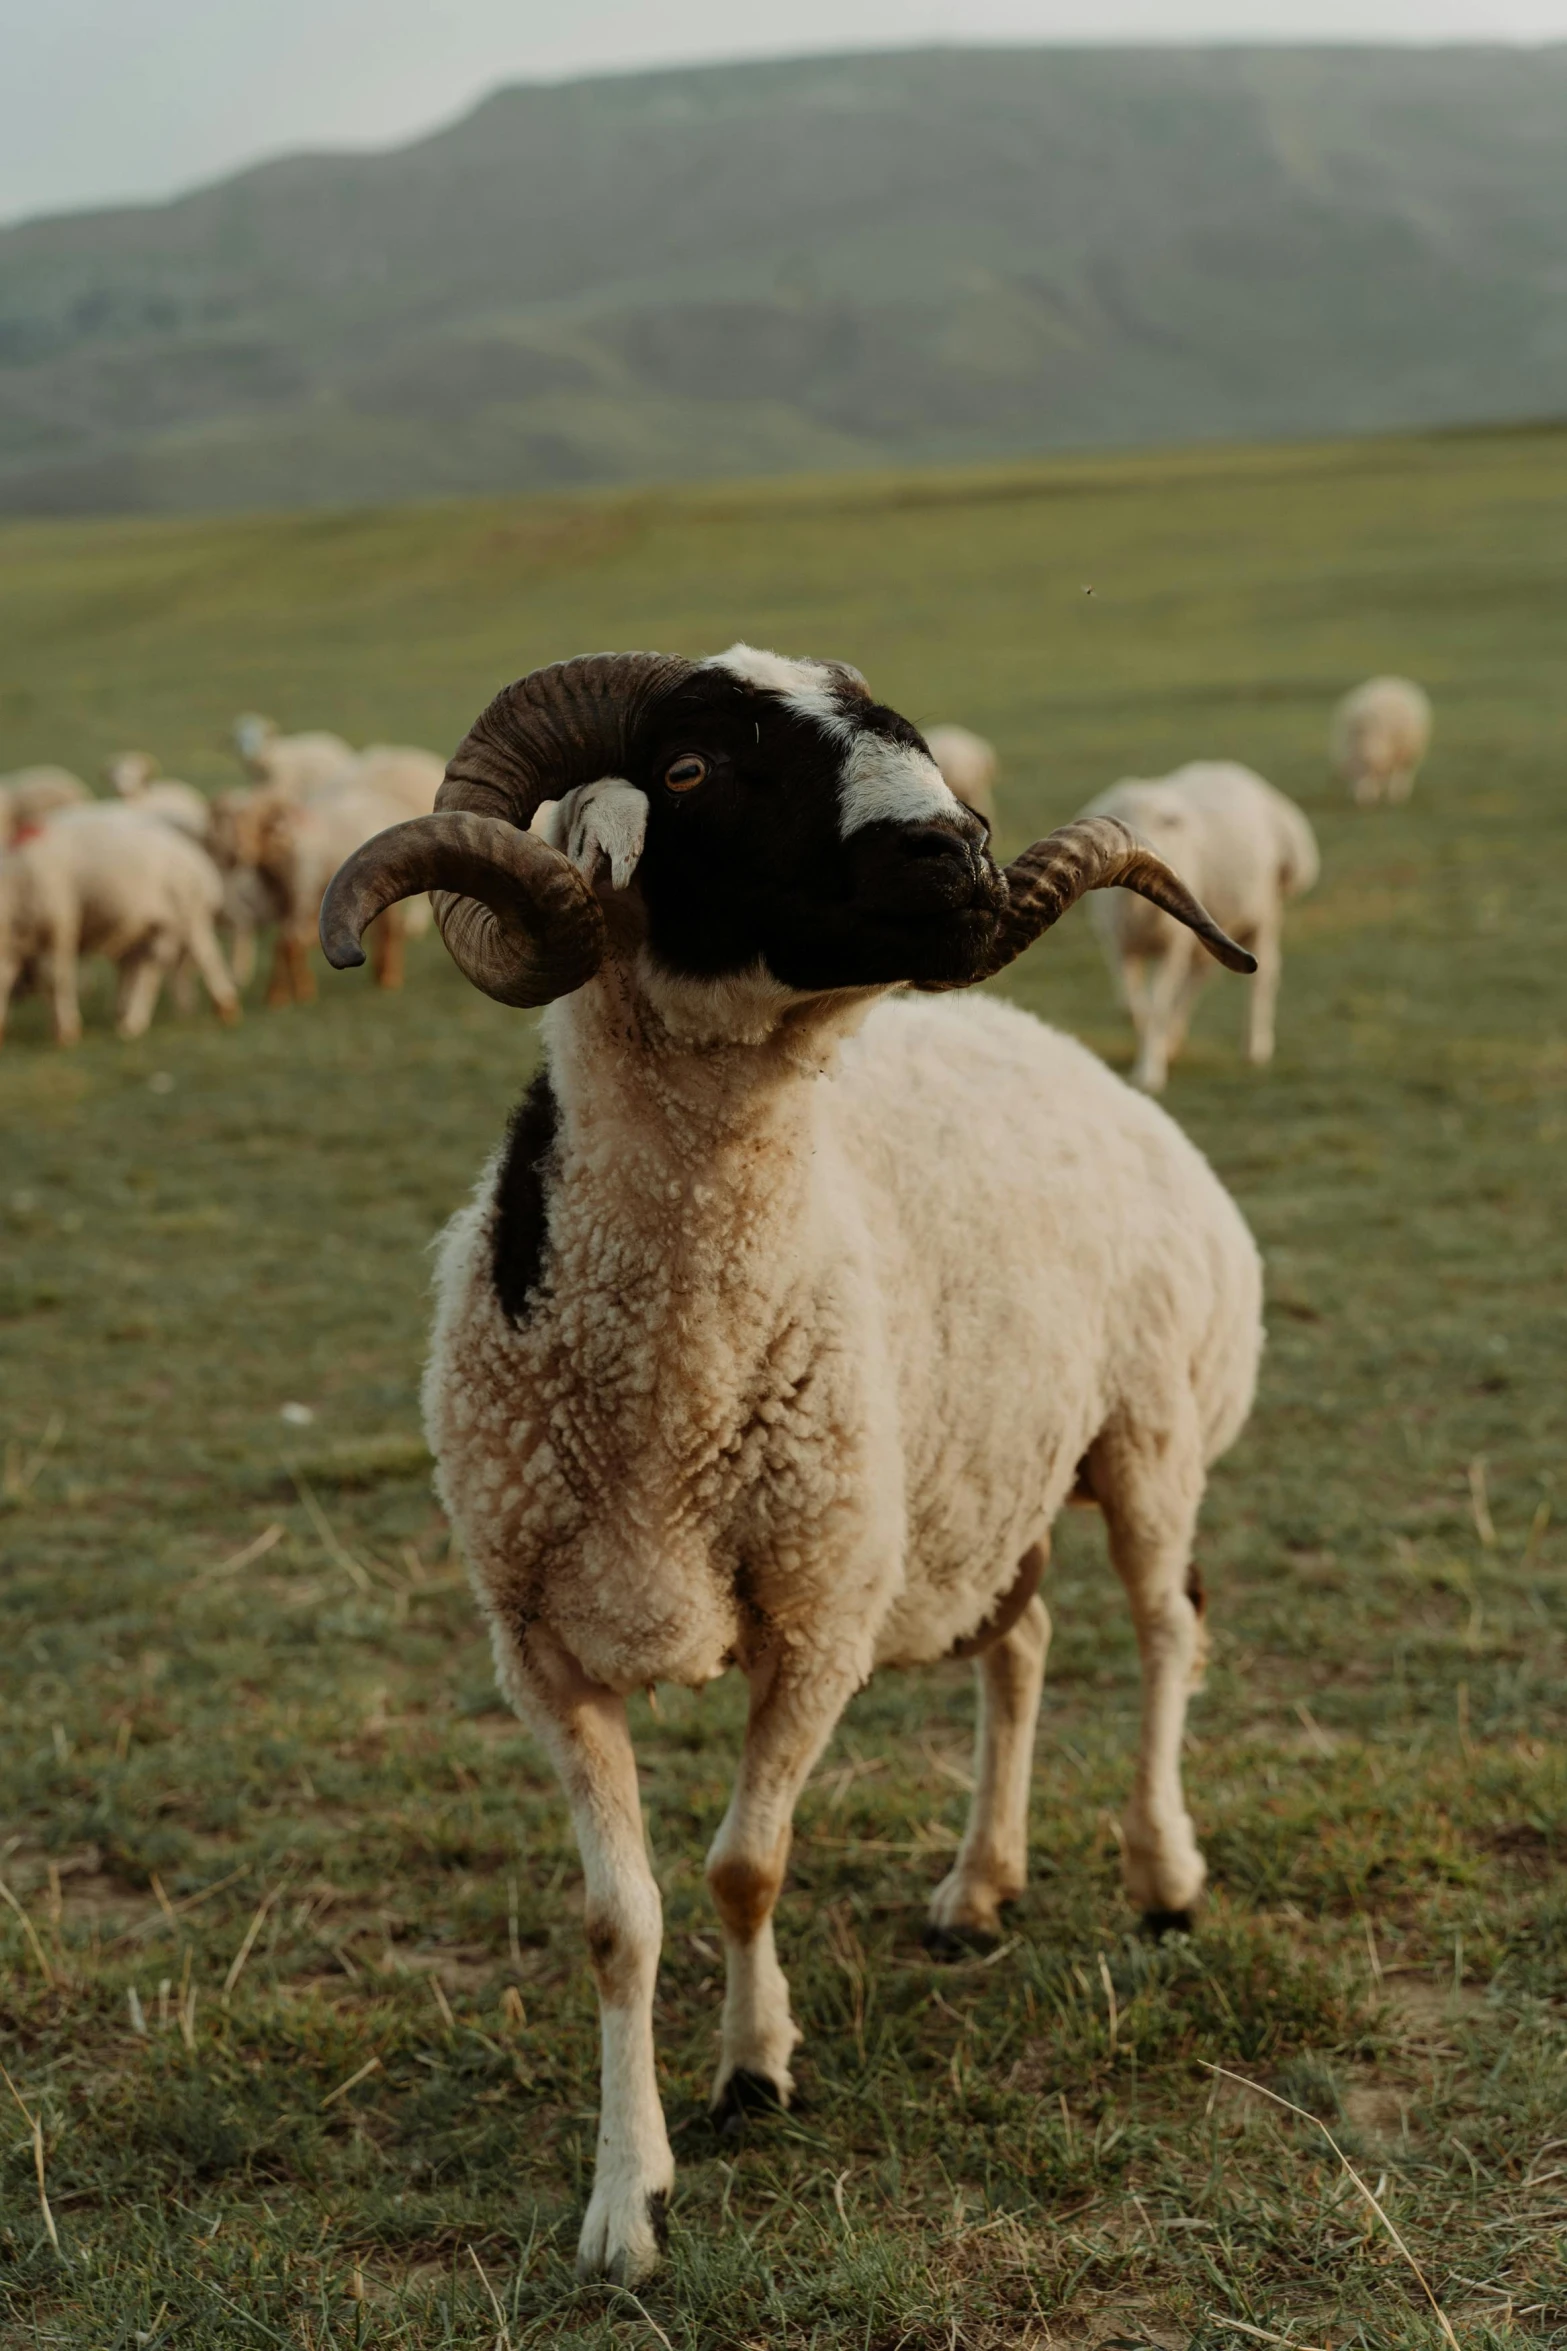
<box><xmin>529</xmin><ymin>778</ymin><xmax>648</xmax><ymax>892</ymax></box>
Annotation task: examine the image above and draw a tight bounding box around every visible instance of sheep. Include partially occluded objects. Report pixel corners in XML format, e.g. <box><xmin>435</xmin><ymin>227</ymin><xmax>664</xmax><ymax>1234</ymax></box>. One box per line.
<box><xmin>926</xmin><ymin>723</ymin><xmax>998</xmax><ymax>826</ymax></box>
<box><xmin>233</xmin><ymin>714</ymin><xmax>359</xmax><ymax>800</ymax></box>
<box><xmin>1331</xmin><ymin>675</ymin><xmax>1431</xmax><ymax>805</ymax></box>
<box><xmin>319</xmin><ymin>645</ymin><xmax>1264</xmax><ymax>2285</ymax></box>
<box><xmin>0</xmin><ymin>803</ymin><xmax>239</xmax><ymax>1044</ymax></box>
<box><xmin>351</xmin><ymin>743</ymin><xmax>443</xmax><ymax>820</ymax></box>
<box><xmin>0</xmin><ymin>765</ymin><xmax>90</xmax><ymax>845</ymax></box>
<box><xmin>105</xmin><ymin>751</ymin><xmax>213</xmax><ymax>844</ymax></box>
<box><xmin>212</xmin><ymin>777</ymin><xmax>431</xmax><ymax>1005</ymax></box>
<box><xmin>1080</xmin><ymin>761</ymin><xmax>1319</xmax><ymax>1093</ymax></box>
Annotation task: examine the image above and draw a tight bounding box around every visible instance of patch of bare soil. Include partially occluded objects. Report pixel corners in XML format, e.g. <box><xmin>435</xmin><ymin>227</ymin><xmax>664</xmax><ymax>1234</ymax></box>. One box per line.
<box><xmin>1340</xmin><ymin>2081</ymin><xmax>1408</xmax><ymax>2141</ymax></box>
<box><xmin>1384</xmin><ymin>1976</ymin><xmax>1489</xmax><ymax>2050</ymax></box>
<box><xmin>1484</xmin><ymin>1821</ymin><xmax>1559</xmax><ymax>1875</ymax></box>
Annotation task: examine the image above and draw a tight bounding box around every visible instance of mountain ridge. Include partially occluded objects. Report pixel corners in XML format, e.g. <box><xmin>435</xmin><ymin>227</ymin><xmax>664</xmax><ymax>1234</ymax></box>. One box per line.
<box><xmin>2</xmin><ymin>44</ymin><xmax>1564</xmax><ymax>515</ymax></box>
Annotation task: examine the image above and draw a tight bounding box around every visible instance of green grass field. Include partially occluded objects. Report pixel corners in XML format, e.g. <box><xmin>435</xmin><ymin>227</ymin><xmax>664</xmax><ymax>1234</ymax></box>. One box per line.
<box><xmin>1</xmin><ymin>426</ymin><xmax>1564</xmax><ymax>2348</ymax></box>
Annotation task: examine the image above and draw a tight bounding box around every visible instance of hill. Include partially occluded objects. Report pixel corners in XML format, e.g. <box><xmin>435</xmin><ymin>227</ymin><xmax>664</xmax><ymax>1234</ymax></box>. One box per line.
<box><xmin>1</xmin><ymin>44</ymin><xmax>1566</xmax><ymax>514</ymax></box>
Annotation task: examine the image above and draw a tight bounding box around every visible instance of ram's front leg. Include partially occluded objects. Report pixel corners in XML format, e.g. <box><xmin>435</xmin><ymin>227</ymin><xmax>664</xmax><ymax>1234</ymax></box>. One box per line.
<box><xmin>706</xmin><ymin>1641</ymin><xmax>864</xmax><ymax>2130</ymax></box>
<box><xmin>506</xmin><ymin>1625</ymin><xmax>673</xmax><ymax>2284</ymax></box>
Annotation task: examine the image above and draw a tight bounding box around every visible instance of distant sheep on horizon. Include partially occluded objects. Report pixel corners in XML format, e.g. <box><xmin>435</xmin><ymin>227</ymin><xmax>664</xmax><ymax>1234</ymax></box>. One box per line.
<box><xmin>1331</xmin><ymin>675</ymin><xmax>1431</xmax><ymax>805</ymax></box>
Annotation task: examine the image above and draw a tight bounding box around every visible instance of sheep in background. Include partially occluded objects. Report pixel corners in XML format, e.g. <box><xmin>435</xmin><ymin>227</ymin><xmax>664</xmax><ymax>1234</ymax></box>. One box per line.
<box><xmin>1331</xmin><ymin>676</ymin><xmax>1431</xmax><ymax>805</ymax></box>
<box><xmin>352</xmin><ymin>743</ymin><xmax>443</xmax><ymax>820</ymax></box>
<box><xmin>215</xmin><ymin>855</ymin><xmax>281</xmax><ymax>989</ymax></box>
<box><xmin>320</xmin><ymin>646</ymin><xmax>1262</xmax><ymax>2284</ymax></box>
<box><xmin>212</xmin><ymin>777</ymin><xmax>430</xmax><ymax>1005</ymax></box>
<box><xmin>926</xmin><ymin>724</ymin><xmax>999</xmax><ymax>826</ymax></box>
<box><xmin>233</xmin><ymin>714</ymin><xmax>359</xmax><ymax>800</ymax></box>
<box><xmin>0</xmin><ymin>804</ymin><xmax>239</xmax><ymax>1045</ymax></box>
<box><xmin>105</xmin><ymin>751</ymin><xmax>212</xmax><ymax>844</ymax></box>
<box><xmin>0</xmin><ymin>766</ymin><xmax>90</xmax><ymax>845</ymax></box>
<box><xmin>1081</xmin><ymin>761</ymin><xmax>1319</xmax><ymax>1093</ymax></box>
<box><xmin>211</xmin><ymin>735</ymin><xmax>438</xmax><ymax>1000</ymax></box>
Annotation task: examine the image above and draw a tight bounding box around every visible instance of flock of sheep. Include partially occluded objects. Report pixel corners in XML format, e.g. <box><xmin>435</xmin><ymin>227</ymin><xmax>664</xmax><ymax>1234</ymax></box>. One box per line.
<box><xmin>1</xmin><ymin>641</ymin><xmax>1435</xmax><ymax>2288</ymax></box>
<box><xmin>0</xmin><ymin>720</ymin><xmax>442</xmax><ymax>1045</ymax></box>
<box><xmin>0</xmin><ymin>674</ymin><xmax>1429</xmax><ymax>1078</ymax></box>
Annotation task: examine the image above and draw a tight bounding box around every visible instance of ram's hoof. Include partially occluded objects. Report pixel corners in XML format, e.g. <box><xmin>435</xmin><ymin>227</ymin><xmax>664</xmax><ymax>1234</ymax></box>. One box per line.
<box><xmin>921</xmin><ymin>1921</ymin><xmax>1001</xmax><ymax>1962</ymax></box>
<box><xmin>710</xmin><ymin>2068</ymin><xmax>783</xmax><ymax>2139</ymax></box>
<box><xmin>576</xmin><ymin>2186</ymin><xmax>669</xmax><ymax>2285</ymax></box>
<box><xmin>1140</xmin><ymin>1907</ymin><xmax>1194</xmax><ymax>1941</ymax></box>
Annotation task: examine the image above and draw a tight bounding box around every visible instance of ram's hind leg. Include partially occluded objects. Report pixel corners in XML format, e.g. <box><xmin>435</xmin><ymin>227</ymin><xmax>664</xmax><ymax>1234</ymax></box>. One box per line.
<box><xmin>926</xmin><ymin>1586</ymin><xmax>1050</xmax><ymax>1955</ymax></box>
<box><xmin>500</xmin><ymin>1626</ymin><xmax>673</xmax><ymax>2285</ymax></box>
<box><xmin>1092</xmin><ymin>1413</ymin><xmax>1209</xmax><ymax>1930</ymax></box>
<box><xmin>706</xmin><ymin>1644</ymin><xmax>861</xmax><ymax>2131</ymax></box>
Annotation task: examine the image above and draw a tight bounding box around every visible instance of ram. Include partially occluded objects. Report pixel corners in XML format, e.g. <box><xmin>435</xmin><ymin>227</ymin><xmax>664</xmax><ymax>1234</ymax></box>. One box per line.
<box><xmin>1081</xmin><ymin>761</ymin><xmax>1319</xmax><ymax>1092</ymax></box>
<box><xmin>322</xmin><ymin>647</ymin><xmax>1264</xmax><ymax>2284</ymax></box>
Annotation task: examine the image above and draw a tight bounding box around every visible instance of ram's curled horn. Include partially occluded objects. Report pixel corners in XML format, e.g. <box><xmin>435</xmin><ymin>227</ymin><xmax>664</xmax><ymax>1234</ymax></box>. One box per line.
<box><xmin>319</xmin><ymin>650</ymin><xmax>695</xmax><ymax>1007</ymax></box>
<box><xmin>320</xmin><ymin>811</ymin><xmax>607</xmax><ymax>1006</ymax></box>
<box><xmin>958</xmin><ymin>815</ymin><xmax>1258</xmax><ymax>983</ymax></box>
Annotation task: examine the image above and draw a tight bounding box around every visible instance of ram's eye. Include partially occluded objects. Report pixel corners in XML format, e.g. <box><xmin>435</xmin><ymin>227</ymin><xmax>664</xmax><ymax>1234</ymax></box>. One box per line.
<box><xmin>663</xmin><ymin>754</ymin><xmax>708</xmax><ymax>794</ymax></box>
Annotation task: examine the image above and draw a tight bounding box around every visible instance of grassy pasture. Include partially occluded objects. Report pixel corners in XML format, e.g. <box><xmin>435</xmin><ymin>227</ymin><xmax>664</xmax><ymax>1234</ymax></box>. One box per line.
<box><xmin>1</xmin><ymin>427</ymin><xmax>1565</xmax><ymax>2347</ymax></box>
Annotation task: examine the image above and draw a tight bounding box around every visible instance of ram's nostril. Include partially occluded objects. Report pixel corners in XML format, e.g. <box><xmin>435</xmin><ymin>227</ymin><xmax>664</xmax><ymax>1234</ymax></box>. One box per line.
<box><xmin>901</xmin><ymin>824</ymin><xmax>973</xmax><ymax>866</ymax></box>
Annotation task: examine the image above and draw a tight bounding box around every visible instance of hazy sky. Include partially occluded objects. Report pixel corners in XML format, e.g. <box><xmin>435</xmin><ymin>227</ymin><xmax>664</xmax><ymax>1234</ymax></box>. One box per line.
<box><xmin>3</xmin><ymin>0</ymin><xmax>1564</xmax><ymax>225</ymax></box>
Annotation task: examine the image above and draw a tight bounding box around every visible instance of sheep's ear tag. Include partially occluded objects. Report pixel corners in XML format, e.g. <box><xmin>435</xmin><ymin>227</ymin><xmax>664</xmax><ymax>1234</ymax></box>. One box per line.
<box><xmin>530</xmin><ymin>779</ymin><xmax>647</xmax><ymax>892</ymax></box>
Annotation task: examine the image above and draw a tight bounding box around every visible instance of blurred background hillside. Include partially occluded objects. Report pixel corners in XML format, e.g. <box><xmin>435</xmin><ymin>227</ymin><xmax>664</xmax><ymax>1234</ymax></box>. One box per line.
<box><xmin>3</xmin><ymin>43</ymin><xmax>1565</xmax><ymax>517</ymax></box>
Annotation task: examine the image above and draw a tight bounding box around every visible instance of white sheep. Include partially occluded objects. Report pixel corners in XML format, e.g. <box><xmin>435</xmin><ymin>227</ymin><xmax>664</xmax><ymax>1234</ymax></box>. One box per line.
<box><xmin>351</xmin><ymin>743</ymin><xmax>444</xmax><ymax>820</ymax></box>
<box><xmin>320</xmin><ymin>647</ymin><xmax>1264</xmax><ymax>2285</ymax></box>
<box><xmin>0</xmin><ymin>804</ymin><xmax>239</xmax><ymax>1044</ymax></box>
<box><xmin>232</xmin><ymin>714</ymin><xmax>359</xmax><ymax>800</ymax></box>
<box><xmin>105</xmin><ymin>751</ymin><xmax>213</xmax><ymax>844</ymax></box>
<box><xmin>1330</xmin><ymin>675</ymin><xmax>1431</xmax><ymax>804</ymax></box>
<box><xmin>1081</xmin><ymin>761</ymin><xmax>1319</xmax><ymax>1093</ymax></box>
<box><xmin>212</xmin><ymin>776</ymin><xmax>431</xmax><ymax>1004</ymax></box>
<box><xmin>926</xmin><ymin>724</ymin><xmax>999</xmax><ymax>826</ymax></box>
<box><xmin>0</xmin><ymin>765</ymin><xmax>90</xmax><ymax>845</ymax></box>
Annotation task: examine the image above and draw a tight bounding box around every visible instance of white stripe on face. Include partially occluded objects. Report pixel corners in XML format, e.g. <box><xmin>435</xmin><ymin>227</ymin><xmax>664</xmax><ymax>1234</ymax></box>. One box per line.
<box><xmin>837</xmin><ymin>732</ymin><xmax>964</xmax><ymax>838</ymax></box>
<box><xmin>706</xmin><ymin>643</ymin><xmax>854</xmax><ymax>742</ymax></box>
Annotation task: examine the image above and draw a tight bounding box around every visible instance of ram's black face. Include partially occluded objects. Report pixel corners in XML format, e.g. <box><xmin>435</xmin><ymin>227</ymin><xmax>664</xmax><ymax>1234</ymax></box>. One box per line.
<box><xmin>625</xmin><ymin>658</ymin><xmax>1005</xmax><ymax>991</ymax></box>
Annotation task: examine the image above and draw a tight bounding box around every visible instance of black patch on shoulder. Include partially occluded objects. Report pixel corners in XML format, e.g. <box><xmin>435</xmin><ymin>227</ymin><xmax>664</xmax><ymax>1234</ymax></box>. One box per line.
<box><xmin>492</xmin><ymin>1071</ymin><xmax>560</xmax><ymax>1325</ymax></box>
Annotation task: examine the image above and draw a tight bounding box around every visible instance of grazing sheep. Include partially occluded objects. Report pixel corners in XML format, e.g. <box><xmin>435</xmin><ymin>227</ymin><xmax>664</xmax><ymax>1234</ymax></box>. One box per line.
<box><xmin>106</xmin><ymin>751</ymin><xmax>212</xmax><ymax>844</ymax></box>
<box><xmin>0</xmin><ymin>804</ymin><xmax>239</xmax><ymax>1044</ymax></box>
<box><xmin>0</xmin><ymin>766</ymin><xmax>90</xmax><ymax>845</ymax></box>
<box><xmin>321</xmin><ymin>646</ymin><xmax>1263</xmax><ymax>2284</ymax></box>
<box><xmin>351</xmin><ymin>744</ymin><xmax>443</xmax><ymax>820</ymax></box>
<box><xmin>926</xmin><ymin>723</ymin><xmax>999</xmax><ymax>826</ymax></box>
<box><xmin>233</xmin><ymin>714</ymin><xmax>359</xmax><ymax>800</ymax></box>
<box><xmin>1331</xmin><ymin>675</ymin><xmax>1431</xmax><ymax>805</ymax></box>
<box><xmin>1081</xmin><ymin>761</ymin><xmax>1319</xmax><ymax>1093</ymax></box>
<box><xmin>213</xmin><ymin>778</ymin><xmax>430</xmax><ymax>1005</ymax></box>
